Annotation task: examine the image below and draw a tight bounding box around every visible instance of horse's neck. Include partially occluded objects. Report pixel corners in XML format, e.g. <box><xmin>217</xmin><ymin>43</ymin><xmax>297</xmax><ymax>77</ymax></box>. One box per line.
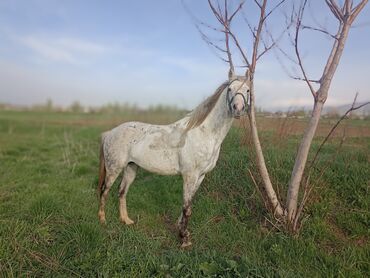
<box><xmin>202</xmin><ymin>89</ymin><xmax>233</xmax><ymax>142</ymax></box>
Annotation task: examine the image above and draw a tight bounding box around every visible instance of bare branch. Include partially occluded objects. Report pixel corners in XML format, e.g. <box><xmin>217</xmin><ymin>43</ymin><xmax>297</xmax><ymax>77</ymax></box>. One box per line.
<box><xmin>223</xmin><ymin>0</ymin><xmax>235</xmax><ymax>75</ymax></box>
<box><xmin>182</xmin><ymin>0</ymin><xmax>230</xmax><ymax>65</ymax></box>
<box><xmin>197</xmin><ymin>20</ymin><xmax>224</xmax><ymax>33</ymax></box>
<box><xmin>247</xmin><ymin>168</ymin><xmax>269</xmax><ymax>210</ymax></box>
<box><xmin>242</xmin><ymin>0</ymin><xmax>289</xmax><ymax>63</ymax></box>
<box><xmin>343</xmin><ymin>0</ymin><xmax>353</xmax><ymax>15</ymax></box>
<box><xmin>216</xmin><ymin>0</ymin><xmax>223</xmax><ymax>16</ymax></box>
<box><xmin>270</xmin><ymin>6</ymin><xmax>301</xmax><ymax>78</ymax></box>
<box><xmin>276</xmin><ymin>44</ymin><xmax>297</xmax><ymax>64</ymax></box>
<box><xmin>325</xmin><ymin>0</ymin><xmax>344</xmax><ymax>21</ymax></box>
<box><xmin>205</xmin><ymin>1</ymin><xmax>232</xmax><ymax>72</ymax></box>
<box><xmin>294</xmin><ymin>0</ymin><xmax>316</xmax><ymax>98</ymax></box>
<box><xmin>241</xmin><ymin>10</ymin><xmax>258</xmax><ymax>40</ymax></box>
<box><xmin>350</xmin><ymin>102</ymin><xmax>370</xmax><ymax>111</ymax></box>
<box><xmin>250</xmin><ymin>0</ymin><xmax>267</xmax><ymax>72</ymax></box>
<box><xmin>182</xmin><ymin>1</ymin><xmax>223</xmax><ymax>33</ymax></box>
<box><xmin>321</xmin><ymin>24</ymin><xmax>343</xmax><ymax>78</ymax></box>
<box><xmin>227</xmin><ymin>29</ymin><xmax>251</xmax><ymax>67</ymax></box>
<box><xmin>257</xmin><ymin>16</ymin><xmax>293</xmax><ymax>61</ymax></box>
<box><xmin>256</xmin><ymin>43</ymin><xmax>275</xmax><ymax>61</ymax></box>
<box><xmin>253</xmin><ymin>0</ymin><xmax>262</xmax><ymax>9</ymax></box>
<box><xmin>310</xmin><ymin>93</ymin><xmax>369</xmax><ymax>166</ymax></box>
<box><xmin>301</xmin><ymin>24</ymin><xmax>338</xmax><ymax>39</ymax></box>
<box><xmin>273</xmin><ymin>45</ymin><xmax>299</xmax><ymax>79</ymax></box>
<box><xmin>263</xmin><ymin>0</ymin><xmax>287</xmax><ymax>21</ymax></box>
<box><xmin>196</xmin><ymin>25</ymin><xmax>228</xmax><ymax>54</ymax></box>
<box><xmin>291</xmin><ymin>76</ymin><xmax>320</xmax><ymax>83</ymax></box>
<box><xmin>349</xmin><ymin>0</ymin><xmax>369</xmax><ymax>24</ymax></box>
<box><xmin>208</xmin><ymin>0</ymin><xmax>226</xmax><ymax>26</ymax></box>
<box><xmin>295</xmin><ymin>92</ymin><xmax>370</xmax><ymax>226</ymax></box>
<box><xmin>308</xmin><ymin>0</ymin><xmax>332</xmax><ymax>32</ymax></box>
<box><xmin>229</xmin><ymin>0</ymin><xmax>245</xmax><ymax>22</ymax></box>
<box><xmin>206</xmin><ymin>0</ymin><xmax>251</xmax><ymax>71</ymax></box>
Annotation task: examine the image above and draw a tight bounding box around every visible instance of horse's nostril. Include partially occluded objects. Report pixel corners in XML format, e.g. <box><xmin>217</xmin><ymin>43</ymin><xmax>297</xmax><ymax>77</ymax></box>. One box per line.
<box><xmin>233</xmin><ymin>104</ymin><xmax>237</xmax><ymax>110</ymax></box>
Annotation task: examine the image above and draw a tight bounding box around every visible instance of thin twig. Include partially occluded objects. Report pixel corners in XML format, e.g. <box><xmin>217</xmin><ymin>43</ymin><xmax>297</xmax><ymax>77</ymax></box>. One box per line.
<box><xmin>263</xmin><ymin>0</ymin><xmax>287</xmax><ymax>21</ymax></box>
<box><xmin>247</xmin><ymin>168</ymin><xmax>269</xmax><ymax>210</ymax></box>
<box><xmin>310</xmin><ymin>93</ymin><xmax>369</xmax><ymax>167</ymax></box>
<box><xmin>294</xmin><ymin>92</ymin><xmax>370</xmax><ymax>227</ymax></box>
<box><xmin>294</xmin><ymin>0</ymin><xmax>317</xmax><ymax>98</ymax></box>
<box><xmin>325</xmin><ymin>0</ymin><xmax>344</xmax><ymax>21</ymax></box>
<box><xmin>291</xmin><ymin>76</ymin><xmax>320</xmax><ymax>83</ymax></box>
<box><xmin>301</xmin><ymin>24</ymin><xmax>338</xmax><ymax>39</ymax></box>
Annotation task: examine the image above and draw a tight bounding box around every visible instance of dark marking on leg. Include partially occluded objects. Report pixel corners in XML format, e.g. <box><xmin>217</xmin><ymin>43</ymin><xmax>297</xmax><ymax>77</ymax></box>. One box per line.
<box><xmin>118</xmin><ymin>187</ymin><xmax>125</xmax><ymax>198</ymax></box>
<box><xmin>178</xmin><ymin>205</ymin><xmax>192</xmax><ymax>246</ymax></box>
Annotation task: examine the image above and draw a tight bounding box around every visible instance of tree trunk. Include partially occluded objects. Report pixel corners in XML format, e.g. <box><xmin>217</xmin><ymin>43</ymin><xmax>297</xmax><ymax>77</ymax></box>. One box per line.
<box><xmin>286</xmin><ymin>22</ymin><xmax>351</xmax><ymax>223</ymax></box>
<box><xmin>249</xmin><ymin>83</ymin><xmax>284</xmax><ymax>217</ymax></box>
<box><xmin>286</xmin><ymin>101</ymin><xmax>324</xmax><ymax>221</ymax></box>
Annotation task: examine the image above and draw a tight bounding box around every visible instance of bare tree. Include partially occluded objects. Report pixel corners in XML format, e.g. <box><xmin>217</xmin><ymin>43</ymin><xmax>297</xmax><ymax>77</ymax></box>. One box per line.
<box><xmin>186</xmin><ymin>0</ymin><xmax>289</xmax><ymax>215</ymax></box>
<box><xmin>186</xmin><ymin>0</ymin><xmax>368</xmax><ymax>233</ymax></box>
<box><xmin>294</xmin><ymin>93</ymin><xmax>370</xmax><ymax>230</ymax></box>
<box><xmin>286</xmin><ymin>0</ymin><xmax>368</xmax><ymax>229</ymax></box>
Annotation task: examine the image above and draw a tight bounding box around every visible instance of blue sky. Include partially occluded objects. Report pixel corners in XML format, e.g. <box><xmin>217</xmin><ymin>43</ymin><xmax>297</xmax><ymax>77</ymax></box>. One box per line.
<box><xmin>0</xmin><ymin>0</ymin><xmax>369</xmax><ymax>110</ymax></box>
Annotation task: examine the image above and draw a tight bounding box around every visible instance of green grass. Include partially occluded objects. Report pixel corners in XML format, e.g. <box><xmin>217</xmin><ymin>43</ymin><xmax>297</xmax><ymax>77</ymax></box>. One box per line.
<box><xmin>0</xmin><ymin>110</ymin><xmax>369</xmax><ymax>277</ymax></box>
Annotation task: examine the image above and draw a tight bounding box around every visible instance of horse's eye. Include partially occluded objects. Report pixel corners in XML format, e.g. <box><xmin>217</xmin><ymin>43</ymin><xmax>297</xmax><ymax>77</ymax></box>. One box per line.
<box><xmin>247</xmin><ymin>89</ymin><xmax>250</xmax><ymax>93</ymax></box>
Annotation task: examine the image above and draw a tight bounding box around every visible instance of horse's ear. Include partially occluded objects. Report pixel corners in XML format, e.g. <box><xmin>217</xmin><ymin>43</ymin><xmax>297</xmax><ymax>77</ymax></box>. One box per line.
<box><xmin>228</xmin><ymin>69</ymin><xmax>235</xmax><ymax>80</ymax></box>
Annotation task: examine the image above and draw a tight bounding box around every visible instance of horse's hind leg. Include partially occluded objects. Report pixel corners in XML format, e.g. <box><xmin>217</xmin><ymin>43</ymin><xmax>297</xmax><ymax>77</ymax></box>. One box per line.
<box><xmin>119</xmin><ymin>163</ymin><xmax>137</xmax><ymax>225</ymax></box>
<box><xmin>98</xmin><ymin>170</ymin><xmax>120</xmax><ymax>224</ymax></box>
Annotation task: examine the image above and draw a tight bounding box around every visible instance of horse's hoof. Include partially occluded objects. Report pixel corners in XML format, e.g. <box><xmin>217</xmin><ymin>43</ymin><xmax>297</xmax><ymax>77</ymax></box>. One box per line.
<box><xmin>180</xmin><ymin>241</ymin><xmax>192</xmax><ymax>248</ymax></box>
<box><xmin>120</xmin><ymin>217</ymin><xmax>135</xmax><ymax>225</ymax></box>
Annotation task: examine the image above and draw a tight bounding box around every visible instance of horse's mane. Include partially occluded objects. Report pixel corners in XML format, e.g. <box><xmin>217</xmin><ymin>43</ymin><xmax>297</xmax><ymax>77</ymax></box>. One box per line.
<box><xmin>185</xmin><ymin>81</ymin><xmax>228</xmax><ymax>131</ymax></box>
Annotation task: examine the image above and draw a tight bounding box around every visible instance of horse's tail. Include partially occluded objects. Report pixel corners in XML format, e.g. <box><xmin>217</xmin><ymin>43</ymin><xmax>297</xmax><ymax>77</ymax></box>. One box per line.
<box><xmin>97</xmin><ymin>137</ymin><xmax>106</xmax><ymax>198</ymax></box>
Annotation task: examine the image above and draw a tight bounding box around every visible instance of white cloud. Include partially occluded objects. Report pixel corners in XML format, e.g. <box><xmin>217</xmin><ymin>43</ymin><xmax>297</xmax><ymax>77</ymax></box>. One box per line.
<box><xmin>19</xmin><ymin>36</ymin><xmax>76</xmax><ymax>63</ymax></box>
<box><xmin>18</xmin><ymin>36</ymin><xmax>108</xmax><ymax>64</ymax></box>
<box><xmin>161</xmin><ymin>56</ymin><xmax>223</xmax><ymax>74</ymax></box>
<box><xmin>56</xmin><ymin>38</ymin><xmax>106</xmax><ymax>53</ymax></box>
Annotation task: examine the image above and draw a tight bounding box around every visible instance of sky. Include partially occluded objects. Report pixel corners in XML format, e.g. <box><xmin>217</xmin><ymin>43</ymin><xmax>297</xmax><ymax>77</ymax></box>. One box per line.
<box><xmin>0</xmin><ymin>0</ymin><xmax>369</xmax><ymax>110</ymax></box>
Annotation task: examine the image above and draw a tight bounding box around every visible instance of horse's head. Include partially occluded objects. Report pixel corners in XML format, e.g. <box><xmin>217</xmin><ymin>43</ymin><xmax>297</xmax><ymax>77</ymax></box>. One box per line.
<box><xmin>226</xmin><ymin>71</ymin><xmax>250</xmax><ymax>118</ymax></box>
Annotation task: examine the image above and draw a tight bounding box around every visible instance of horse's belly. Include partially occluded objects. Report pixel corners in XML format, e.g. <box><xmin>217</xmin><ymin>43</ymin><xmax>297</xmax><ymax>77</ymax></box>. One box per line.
<box><xmin>196</xmin><ymin>146</ymin><xmax>221</xmax><ymax>174</ymax></box>
<box><xmin>203</xmin><ymin>152</ymin><xmax>220</xmax><ymax>173</ymax></box>
<box><xmin>130</xmin><ymin>147</ymin><xmax>180</xmax><ymax>175</ymax></box>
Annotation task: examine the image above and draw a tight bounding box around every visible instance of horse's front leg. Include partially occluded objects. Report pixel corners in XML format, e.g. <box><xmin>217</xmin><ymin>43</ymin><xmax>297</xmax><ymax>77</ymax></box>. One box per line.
<box><xmin>178</xmin><ymin>174</ymin><xmax>205</xmax><ymax>248</ymax></box>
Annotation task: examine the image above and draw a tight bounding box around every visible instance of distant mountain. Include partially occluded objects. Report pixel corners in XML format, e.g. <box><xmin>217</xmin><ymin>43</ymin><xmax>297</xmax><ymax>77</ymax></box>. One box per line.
<box><xmin>324</xmin><ymin>102</ymin><xmax>370</xmax><ymax>116</ymax></box>
<box><xmin>264</xmin><ymin>101</ymin><xmax>370</xmax><ymax>116</ymax></box>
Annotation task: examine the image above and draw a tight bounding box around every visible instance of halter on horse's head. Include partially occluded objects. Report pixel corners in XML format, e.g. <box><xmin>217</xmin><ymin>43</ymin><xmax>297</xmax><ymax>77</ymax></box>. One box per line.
<box><xmin>226</xmin><ymin>73</ymin><xmax>250</xmax><ymax>118</ymax></box>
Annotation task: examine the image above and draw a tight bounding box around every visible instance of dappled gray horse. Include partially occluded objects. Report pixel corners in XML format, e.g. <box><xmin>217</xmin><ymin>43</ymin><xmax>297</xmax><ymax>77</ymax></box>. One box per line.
<box><xmin>97</xmin><ymin>73</ymin><xmax>250</xmax><ymax>247</ymax></box>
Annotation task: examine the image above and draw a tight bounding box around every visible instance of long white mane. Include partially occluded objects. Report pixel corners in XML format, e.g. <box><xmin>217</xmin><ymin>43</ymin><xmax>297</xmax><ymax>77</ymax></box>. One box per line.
<box><xmin>185</xmin><ymin>81</ymin><xmax>229</xmax><ymax>130</ymax></box>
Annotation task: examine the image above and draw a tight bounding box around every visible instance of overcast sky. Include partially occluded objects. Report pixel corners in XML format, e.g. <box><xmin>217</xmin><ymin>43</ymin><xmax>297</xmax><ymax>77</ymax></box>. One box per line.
<box><xmin>0</xmin><ymin>0</ymin><xmax>369</xmax><ymax>110</ymax></box>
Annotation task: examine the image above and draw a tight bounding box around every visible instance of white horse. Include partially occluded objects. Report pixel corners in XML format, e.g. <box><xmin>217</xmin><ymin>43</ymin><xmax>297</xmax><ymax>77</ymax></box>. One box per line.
<box><xmin>97</xmin><ymin>73</ymin><xmax>250</xmax><ymax>247</ymax></box>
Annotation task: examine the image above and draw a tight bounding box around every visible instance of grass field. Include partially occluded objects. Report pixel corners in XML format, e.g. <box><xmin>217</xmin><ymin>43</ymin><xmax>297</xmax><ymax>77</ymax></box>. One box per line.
<box><xmin>0</xmin><ymin>110</ymin><xmax>369</xmax><ymax>277</ymax></box>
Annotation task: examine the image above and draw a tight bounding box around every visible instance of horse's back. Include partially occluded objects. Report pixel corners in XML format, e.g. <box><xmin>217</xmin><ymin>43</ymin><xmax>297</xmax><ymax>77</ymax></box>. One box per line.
<box><xmin>102</xmin><ymin>120</ymin><xmax>186</xmax><ymax>175</ymax></box>
<box><xmin>128</xmin><ymin>121</ymin><xmax>187</xmax><ymax>175</ymax></box>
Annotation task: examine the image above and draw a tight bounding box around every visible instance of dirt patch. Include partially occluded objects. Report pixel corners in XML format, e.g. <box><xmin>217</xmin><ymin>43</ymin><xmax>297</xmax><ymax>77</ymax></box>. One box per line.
<box><xmin>325</xmin><ymin>216</ymin><xmax>368</xmax><ymax>247</ymax></box>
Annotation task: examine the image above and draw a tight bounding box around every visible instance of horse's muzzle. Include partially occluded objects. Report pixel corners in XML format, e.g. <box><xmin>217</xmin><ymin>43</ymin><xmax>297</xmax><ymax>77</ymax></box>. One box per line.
<box><xmin>231</xmin><ymin>108</ymin><xmax>247</xmax><ymax>119</ymax></box>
